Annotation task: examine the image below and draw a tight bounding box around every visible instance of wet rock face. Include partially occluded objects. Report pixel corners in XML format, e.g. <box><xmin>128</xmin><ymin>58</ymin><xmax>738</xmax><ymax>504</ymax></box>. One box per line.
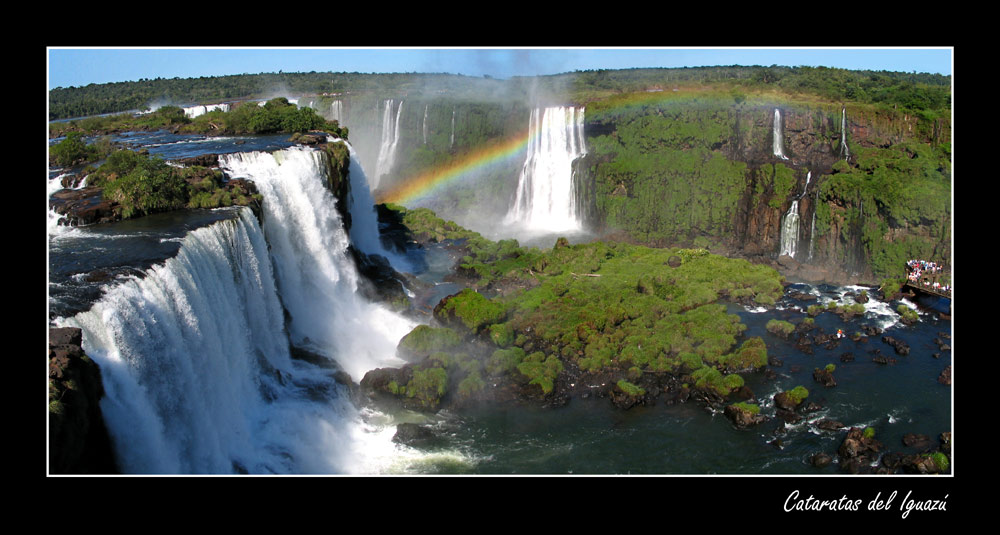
<box><xmin>49</xmin><ymin>327</ymin><xmax>118</xmax><ymax>474</ymax></box>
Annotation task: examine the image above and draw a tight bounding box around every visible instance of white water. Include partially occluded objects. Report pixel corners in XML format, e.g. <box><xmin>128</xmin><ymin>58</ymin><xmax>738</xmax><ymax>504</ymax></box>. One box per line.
<box><xmin>373</xmin><ymin>99</ymin><xmax>403</xmax><ymax>190</ymax></box>
<box><xmin>504</xmin><ymin>106</ymin><xmax>587</xmax><ymax>233</ymax></box>
<box><xmin>57</xmin><ymin>209</ymin><xmax>307</xmax><ymax>473</ymax></box>
<box><xmin>219</xmin><ymin>147</ymin><xmax>415</xmax><ymax>380</ymax></box>
<box><xmin>331</xmin><ymin>100</ymin><xmax>343</xmax><ymax>123</ymax></box>
<box><xmin>183</xmin><ymin>103</ymin><xmax>230</xmax><ymax>118</ymax></box>
<box><xmin>337</xmin><ymin>139</ymin><xmax>414</xmax><ymax>272</ymax></box>
<box><xmin>801</xmin><ymin>171</ymin><xmax>811</xmax><ymax>198</ymax></box>
<box><xmin>779</xmin><ymin>200</ymin><xmax>800</xmax><ymax>258</ymax></box>
<box><xmin>773</xmin><ymin>109</ymin><xmax>789</xmax><ymax>160</ymax></box>
<box><xmin>808</xmin><ymin>211</ymin><xmax>816</xmax><ymax>261</ymax></box>
<box><xmin>53</xmin><ymin>146</ymin><xmax>429</xmax><ymax>474</ymax></box>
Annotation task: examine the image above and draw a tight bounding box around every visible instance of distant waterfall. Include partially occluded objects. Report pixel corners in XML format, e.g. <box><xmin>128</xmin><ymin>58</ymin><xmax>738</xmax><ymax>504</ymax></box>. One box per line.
<box><xmin>423</xmin><ymin>105</ymin><xmax>428</xmax><ymax>145</ymax></box>
<box><xmin>504</xmin><ymin>106</ymin><xmax>587</xmax><ymax>233</ymax></box>
<box><xmin>331</xmin><ymin>100</ymin><xmax>343</xmax><ymax>123</ymax></box>
<box><xmin>373</xmin><ymin>99</ymin><xmax>403</xmax><ymax>190</ymax></box>
<box><xmin>801</xmin><ymin>171</ymin><xmax>811</xmax><ymax>198</ymax></box>
<box><xmin>841</xmin><ymin>107</ymin><xmax>850</xmax><ymax>159</ymax></box>
<box><xmin>450</xmin><ymin>108</ymin><xmax>456</xmax><ymax>148</ymax></box>
<box><xmin>808</xmin><ymin>210</ymin><xmax>817</xmax><ymax>261</ymax></box>
<box><xmin>773</xmin><ymin>109</ymin><xmax>789</xmax><ymax>160</ymax></box>
<box><xmin>779</xmin><ymin>200</ymin><xmax>800</xmax><ymax>258</ymax></box>
<box><xmin>183</xmin><ymin>103</ymin><xmax>229</xmax><ymax>118</ymax></box>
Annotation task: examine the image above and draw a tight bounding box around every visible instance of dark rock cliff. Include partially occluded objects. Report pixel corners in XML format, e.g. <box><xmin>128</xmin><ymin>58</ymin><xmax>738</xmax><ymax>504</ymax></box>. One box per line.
<box><xmin>48</xmin><ymin>327</ymin><xmax>118</xmax><ymax>474</ymax></box>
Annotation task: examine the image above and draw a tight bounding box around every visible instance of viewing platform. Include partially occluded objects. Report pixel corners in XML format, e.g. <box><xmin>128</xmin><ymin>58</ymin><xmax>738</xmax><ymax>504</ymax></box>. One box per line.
<box><xmin>904</xmin><ymin>259</ymin><xmax>951</xmax><ymax>299</ymax></box>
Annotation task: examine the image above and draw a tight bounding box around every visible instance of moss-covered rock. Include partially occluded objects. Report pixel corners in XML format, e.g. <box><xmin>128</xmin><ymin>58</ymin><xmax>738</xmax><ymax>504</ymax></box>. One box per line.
<box><xmin>397</xmin><ymin>325</ymin><xmax>463</xmax><ymax>362</ymax></box>
<box><xmin>434</xmin><ymin>288</ymin><xmax>506</xmax><ymax>334</ymax></box>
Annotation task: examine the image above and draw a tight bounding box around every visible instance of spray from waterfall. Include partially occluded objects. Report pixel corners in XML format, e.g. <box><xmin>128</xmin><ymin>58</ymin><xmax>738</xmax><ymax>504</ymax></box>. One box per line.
<box><xmin>504</xmin><ymin>106</ymin><xmax>587</xmax><ymax>233</ymax></box>
<box><xmin>780</xmin><ymin>200</ymin><xmax>800</xmax><ymax>258</ymax></box>
<box><xmin>423</xmin><ymin>105</ymin><xmax>428</xmax><ymax>145</ymax></box>
<box><xmin>373</xmin><ymin>99</ymin><xmax>403</xmax><ymax>190</ymax></box>
<box><xmin>773</xmin><ymin>109</ymin><xmax>789</xmax><ymax>160</ymax></box>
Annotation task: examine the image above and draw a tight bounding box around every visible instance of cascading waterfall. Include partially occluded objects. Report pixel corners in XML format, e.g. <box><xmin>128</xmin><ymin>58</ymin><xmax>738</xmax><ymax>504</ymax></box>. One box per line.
<box><xmin>57</xmin><ymin>209</ymin><xmax>314</xmax><ymax>473</ymax></box>
<box><xmin>504</xmin><ymin>106</ymin><xmax>587</xmax><ymax>233</ymax></box>
<box><xmin>773</xmin><ymin>109</ymin><xmax>789</xmax><ymax>160</ymax></box>
<box><xmin>801</xmin><ymin>171</ymin><xmax>811</xmax><ymax>198</ymax></box>
<box><xmin>841</xmin><ymin>107</ymin><xmax>850</xmax><ymax>159</ymax></box>
<box><xmin>56</xmin><ymin>147</ymin><xmax>420</xmax><ymax>474</ymax></box>
<box><xmin>779</xmin><ymin>200</ymin><xmax>800</xmax><ymax>258</ymax></box>
<box><xmin>219</xmin><ymin>147</ymin><xmax>415</xmax><ymax>380</ymax></box>
<box><xmin>338</xmin><ymin>138</ymin><xmax>413</xmax><ymax>271</ymax></box>
<box><xmin>373</xmin><ymin>99</ymin><xmax>403</xmax><ymax>190</ymax></box>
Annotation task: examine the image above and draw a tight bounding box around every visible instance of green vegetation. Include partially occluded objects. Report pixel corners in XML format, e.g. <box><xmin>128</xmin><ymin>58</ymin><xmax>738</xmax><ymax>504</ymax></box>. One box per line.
<box><xmin>881</xmin><ymin>278</ymin><xmax>905</xmax><ymax>297</ymax></box>
<box><xmin>438</xmin><ymin>288</ymin><xmax>507</xmax><ymax>333</ymax></box>
<box><xmin>518</xmin><ymin>352</ymin><xmax>563</xmax><ymax>394</ymax></box>
<box><xmin>49</xmin><ymin>98</ymin><xmax>346</xmax><ymax>140</ymax></box>
<box><xmin>374</xmin><ymin>207</ymin><xmax>787</xmax><ymax>411</ymax></box>
<box><xmin>49</xmin><ymin>131</ymin><xmax>113</xmax><ymax>167</ymax></box>
<box><xmin>897</xmin><ymin>305</ymin><xmax>919</xmax><ymax>324</ymax></box>
<box><xmin>716</xmin><ymin>337</ymin><xmax>768</xmax><ymax>372</ymax></box>
<box><xmin>397</xmin><ymin>325</ymin><xmax>462</xmax><ymax>359</ymax></box>
<box><xmin>765</xmin><ymin>319</ymin><xmax>795</xmax><ymax>337</ymax></box>
<box><xmin>824</xmin><ymin>363</ymin><xmax>836</xmax><ymax>372</ymax></box>
<box><xmin>83</xmin><ymin>149</ymin><xmax>261</xmax><ymax>220</ymax></box>
<box><xmin>863</xmin><ymin>426</ymin><xmax>876</xmax><ymax>439</ymax></box>
<box><xmin>786</xmin><ymin>386</ymin><xmax>810</xmax><ymax>405</ymax></box>
<box><xmin>730</xmin><ymin>401</ymin><xmax>761</xmax><ymax>415</ymax></box>
<box><xmin>928</xmin><ymin>451</ymin><xmax>950</xmax><ymax>472</ymax></box>
<box><xmin>50</xmin><ymin>66</ymin><xmax>949</xmax><ymax>123</ymax></box>
<box><xmin>616</xmin><ymin>379</ymin><xmax>646</xmax><ymax>397</ymax></box>
<box><xmin>400</xmin><ymin>365</ymin><xmax>449</xmax><ymax>410</ymax></box>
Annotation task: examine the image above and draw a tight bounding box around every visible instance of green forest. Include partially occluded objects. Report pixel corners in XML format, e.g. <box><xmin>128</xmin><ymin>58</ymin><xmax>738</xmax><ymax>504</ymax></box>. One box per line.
<box><xmin>49</xmin><ymin>66</ymin><xmax>950</xmax><ymax>121</ymax></box>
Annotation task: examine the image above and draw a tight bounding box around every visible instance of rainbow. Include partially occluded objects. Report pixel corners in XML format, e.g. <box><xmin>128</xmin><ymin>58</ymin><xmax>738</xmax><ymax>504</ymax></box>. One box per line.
<box><xmin>376</xmin><ymin>127</ymin><xmax>532</xmax><ymax>205</ymax></box>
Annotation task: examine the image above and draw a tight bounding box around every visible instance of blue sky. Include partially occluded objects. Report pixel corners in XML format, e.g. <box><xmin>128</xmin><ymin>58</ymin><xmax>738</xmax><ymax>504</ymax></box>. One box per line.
<box><xmin>48</xmin><ymin>47</ymin><xmax>953</xmax><ymax>89</ymax></box>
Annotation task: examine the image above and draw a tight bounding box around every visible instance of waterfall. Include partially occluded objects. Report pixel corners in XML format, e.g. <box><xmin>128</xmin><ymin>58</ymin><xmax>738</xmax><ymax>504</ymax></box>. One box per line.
<box><xmin>773</xmin><ymin>109</ymin><xmax>789</xmax><ymax>160</ymax></box>
<box><xmin>373</xmin><ymin>99</ymin><xmax>403</xmax><ymax>190</ymax></box>
<box><xmin>801</xmin><ymin>171</ymin><xmax>811</xmax><ymax>198</ymax></box>
<box><xmin>219</xmin><ymin>147</ymin><xmax>415</xmax><ymax>379</ymax></box>
<box><xmin>184</xmin><ymin>103</ymin><xmax>229</xmax><ymax>118</ymax></box>
<box><xmin>808</xmin><ymin>210</ymin><xmax>817</xmax><ymax>261</ymax></box>
<box><xmin>331</xmin><ymin>100</ymin><xmax>343</xmax><ymax>123</ymax></box>
<box><xmin>841</xmin><ymin>107</ymin><xmax>850</xmax><ymax>159</ymax></box>
<box><xmin>779</xmin><ymin>200</ymin><xmax>800</xmax><ymax>258</ymax></box>
<box><xmin>450</xmin><ymin>108</ymin><xmax>455</xmax><ymax>148</ymax></box>
<box><xmin>423</xmin><ymin>105</ymin><xmax>428</xmax><ymax>145</ymax></box>
<box><xmin>504</xmin><ymin>106</ymin><xmax>587</xmax><ymax>233</ymax></box>
<box><xmin>58</xmin><ymin>209</ymin><xmax>304</xmax><ymax>473</ymax></box>
<box><xmin>338</xmin><ymin>139</ymin><xmax>413</xmax><ymax>271</ymax></box>
<box><xmin>57</xmin><ymin>147</ymin><xmax>418</xmax><ymax>474</ymax></box>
